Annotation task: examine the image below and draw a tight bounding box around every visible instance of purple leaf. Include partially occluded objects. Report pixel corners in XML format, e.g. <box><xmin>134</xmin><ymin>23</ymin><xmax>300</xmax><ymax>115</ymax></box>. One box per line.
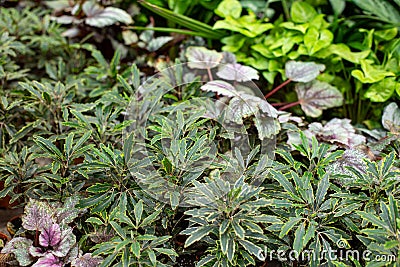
<box><xmin>216</xmin><ymin>63</ymin><xmax>259</xmax><ymax>82</ymax></box>
<box><xmin>82</xmin><ymin>2</ymin><xmax>133</xmax><ymax>27</ymax></box>
<box><xmin>72</xmin><ymin>253</ymin><xmax>103</xmax><ymax>267</ymax></box>
<box><xmin>52</xmin><ymin>226</ymin><xmax>76</xmax><ymax>258</ymax></box>
<box><xmin>295</xmin><ymin>80</ymin><xmax>343</xmax><ymax>117</ymax></box>
<box><xmin>39</xmin><ymin>224</ymin><xmax>62</xmax><ymax>247</ymax></box>
<box><xmin>285</xmin><ymin>61</ymin><xmax>325</xmax><ymax>82</ymax></box>
<box><xmin>22</xmin><ymin>199</ymin><xmax>53</xmax><ymax>231</ymax></box>
<box><xmin>32</xmin><ymin>254</ymin><xmax>62</xmax><ymax>267</ymax></box>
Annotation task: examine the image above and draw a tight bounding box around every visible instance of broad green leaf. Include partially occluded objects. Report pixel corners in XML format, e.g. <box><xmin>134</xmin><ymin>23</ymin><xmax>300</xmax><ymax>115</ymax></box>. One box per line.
<box><xmin>352</xmin><ymin>60</ymin><xmax>395</xmax><ymax>83</ymax></box>
<box><xmin>215</xmin><ymin>0</ymin><xmax>242</xmax><ymax>19</ymax></box>
<box><xmin>201</xmin><ymin>80</ymin><xmax>237</xmax><ymax>97</ymax></box>
<box><xmin>329</xmin><ymin>0</ymin><xmax>346</xmax><ymax>15</ymax></box>
<box><xmin>364</xmin><ymin>78</ymin><xmax>399</xmax><ymax>102</ymax></box>
<box><xmin>328</xmin><ymin>44</ymin><xmax>370</xmax><ymax>64</ymax></box>
<box><xmin>290</xmin><ymin>1</ymin><xmax>317</xmax><ymax>23</ymax></box>
<box><xmin>304</xmin><ymin>27</ymin><xmax>333</xmax><ymax>55</ymax></box>
<box><xmin>186</xmin><ymin>46</ymin><xmax>222</xmax><ymax>69</ymax></box>
<box><xmin>285</xmin><ymin>61</ymin><xmax>325</xmax><ymax>83</ymax></box>
<box><xmin>295</xmin><ymin>80</ymin><xmax>343</xmax><ymax>117</ymax></box>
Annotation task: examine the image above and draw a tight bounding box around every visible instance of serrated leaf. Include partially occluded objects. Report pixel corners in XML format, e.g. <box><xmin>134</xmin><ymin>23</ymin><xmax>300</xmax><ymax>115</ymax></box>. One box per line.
<box><xmin>83</xmin><ymin>2</ymin><xmax>133</xmax><ymax>27</ymax></box>
<box><xmin>216</xmin><ymin>63</ymin><xmax>259</xmax><ymax>82</ymax></box>
<box><xmin>285</xmin><ymin>61</ymin><xmax>325</xmax><ymax>83</ymax></box>
<box><xmin>186</xmin><ymin>46</ymin><xmax>222</xmax><ymax>69</ymax></box>
<box><xmin>201</xmin><ymin>80</ymin><xmax>238</xmax><ymax>97</ymax></box>
<box><xmin>295</xmin><ymin>80</ymin><xmax>343</xmax><ymax>117</ymax></box>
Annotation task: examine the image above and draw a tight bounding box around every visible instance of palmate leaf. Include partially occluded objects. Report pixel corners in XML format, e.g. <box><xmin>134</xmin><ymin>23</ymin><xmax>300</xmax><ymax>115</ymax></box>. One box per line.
<box><xmin>295</xmin><ymin>80</ymin><xmax>343</xmax><ymax>117</ymax></box>
<box><xmin>285</xmin><ymin>61</ymin><xmax>325</xmax><ymax>83</ymax></box>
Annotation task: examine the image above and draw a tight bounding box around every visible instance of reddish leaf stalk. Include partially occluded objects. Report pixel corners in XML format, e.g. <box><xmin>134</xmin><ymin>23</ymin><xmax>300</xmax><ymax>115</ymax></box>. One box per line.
<box><xmin>265</xmin><ymin>78</ymin><xmax>292</xmax><ymax>99</ymax></box>
<box><xmin>279</xmin><ymin>100</ymin><xmax>301</xmax><ymax>111</ymax></box>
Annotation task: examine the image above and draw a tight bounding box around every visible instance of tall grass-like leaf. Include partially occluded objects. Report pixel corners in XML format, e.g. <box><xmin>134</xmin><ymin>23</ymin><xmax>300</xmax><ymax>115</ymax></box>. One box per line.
<box><xmin>351</xmin><ymin>0</ymin><xmax>400</xmax><ymax>25</ymax></box>
<box><xmin>139</xmin><ymin>1</ymin><xmax>225</xmax><ymax>39</ymax></box>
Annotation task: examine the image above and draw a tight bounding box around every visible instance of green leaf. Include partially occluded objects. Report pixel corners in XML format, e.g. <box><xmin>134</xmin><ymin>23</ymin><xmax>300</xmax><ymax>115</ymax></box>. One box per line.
<box><xmin>184</xmin><ymin>225</ymin><xmax>213</xmax><ymax>247</ymax></box>
<box><xmin>279</xmin><ymin>217</ymin><xmax>302</xmax><ymax>238</ymax></box>
<box><xmin>290</xmin><ymin>1</ymin><xmax>317</xmax><ymax>23</ymax></box>
<box><xmin>238</xmin><ymin>239</ymin><xmax>263</xmax><ymax>259</ymax></box>
<box><xmin>352</xmin><ymin>60</ymin><xmax>395</xmax><ymax>83</ymax></box>
<box><xmin>134</xmin><ymin>200</ymin><xmax>143</xmax><ymax>226</ymax></box>
<box><xmin>328</xmin><ymin>44</ymin><xmax>370</xmax><ymax>64</ymax></box>
<box><xmin>358</xmin><ymin>211</ymin><xmax>388</xmax><ymax>230</ymax></box>
<box><xmin>34</xmin><ymin>136</ymin><xmax>63</xmax><ymax>161</ymax></box>
<box><xmin>131</xmin><ymin>241</ymin><xmax>140</xmax><ymax>258</ymax></box>
<box><xmin>215</xmin><ymin>0</ymin><xmax>242</xmax><ymax>19</ymax></box>
<box><xmin>231</xmin><ymin>219</ymin><xmax>245</xmax><ymax>239</ymax></box>
<box><xmin>293</xmin><ymin>222</ymin><xmax>306</xmax><ymax>253</ymax></box>
<box><xmin>315</xmin><ymin>175</ymin><xmax>329</xmax><ymax>208</ymax></box>
<box><xmin>271</xmin><ymin>170</ymin><xmax>296</xmax><ymax>196</ymax></box>
<box><xmin>364</xmin><ymin>78</ymin><xmax>399</xmax><ymax>102</ymax></box>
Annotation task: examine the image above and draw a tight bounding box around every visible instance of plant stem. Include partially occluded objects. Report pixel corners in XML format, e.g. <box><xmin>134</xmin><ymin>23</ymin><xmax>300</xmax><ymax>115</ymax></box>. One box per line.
<box><xmin>279</xmin><ymin>100</ymin><xmax>301</xmax><ymax>111</ymax></box>
<box><xmin>272</xmin><ymin>102</ymin><xmax>289</xmax><ymax>107</ymax></box>
<box><xmin>265</xmin><ymin>79</ymin><xmax>292</xmax><ymax>99</ymax></box>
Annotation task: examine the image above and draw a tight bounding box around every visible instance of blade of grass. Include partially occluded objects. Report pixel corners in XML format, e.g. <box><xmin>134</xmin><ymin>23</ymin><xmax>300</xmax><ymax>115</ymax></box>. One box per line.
<box><xmin>124</xmin><ymin>26</ymin><xmax>217</xmax><ymax>39</ymax></box>
<box><xmin>139</xmin><ymin>0</ymin><xmax>226</xmax><ymax>40</ymax></box>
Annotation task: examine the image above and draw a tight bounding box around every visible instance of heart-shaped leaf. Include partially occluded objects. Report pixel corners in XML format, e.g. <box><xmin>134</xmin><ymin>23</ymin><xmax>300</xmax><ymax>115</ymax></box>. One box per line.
<box><xmin>22</xmin><ymin>199</ymin><xmax>53</xmax><ymax>231</ymax></box>
<box><xmin>295</xmin><ymin>80</ymin><xmax>343</xmax><ymax>117</ymax></box>
<box><xmin>285</xmin><ymin>61</ymin><xmax>325</xmax><ymax>83</ymax></box>
<box><xmin>83</xmin><ymin>2</ymin><xmax>133</xmax><ymax>27</ymax></box>
<box><xmin>32</xmin><ymin>253</ymin><xmax>62</xmax><ymax>267</ymax></box>
<box><xmin>364</xmin><ymin>78</ymin><xmax>399</xmax><ymax>102</ymax></box>
<box><xmin>186</xmin><ymin>46</ymin><xmax>223</xmax><ymax>69</ymax></box>
<box><xmin>39</xmin><ymin>224</ymin><xmax>62</xmax><ymax>247</ymax></box>
<box><xmin>351</xmin><ymin>60</ymin><xmax>395</xmax><ymax>83</ymax></box>
<box><xmin>216</xmin><ymin>63</ymin><xmax>259</xmax><ymax>82</ymax></box>
<box><xmin>201</xmin><ymin>80</ymin><xmax>238</xmax><ymax>97</ymax></box>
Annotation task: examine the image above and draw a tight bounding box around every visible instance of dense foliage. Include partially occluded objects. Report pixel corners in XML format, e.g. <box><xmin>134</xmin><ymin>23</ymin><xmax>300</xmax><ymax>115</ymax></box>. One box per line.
<box><xmin>0</xmin><ymin>0</ymin><xmax>399</xmax><ymax>267</ymax></box>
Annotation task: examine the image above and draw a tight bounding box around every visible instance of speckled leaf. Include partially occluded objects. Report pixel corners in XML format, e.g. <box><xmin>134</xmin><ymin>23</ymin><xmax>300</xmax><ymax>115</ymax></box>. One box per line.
<box><xmin>186</xmin><ymin>47</ymin><xmax>223</xmax><ymax>69</ymax></box>
<box><xmin>22</xmin><ymin>199</ymin><xmax>53</xmax><ymax>231</ymax></box>
<box><xmin>72</xmin><ymin>253</ymin><xmax>103</xmax><ymax>267</ymax></box>
<box><xmin>82</xmin><ymin>2</ymin><xmax>133</xmax><ymax>27</ymax></box>
<box><xmin>31</xmin><ymin>254</ymin><xmax>62</xmax><ymax>267</ymax></box>
<box><xmin>201</xmin><ymin>80</ymin><xmax>238</xmax><ymax>97</ymax></box>
<box><xmin>39</xmin><ymin>224</ymin><xmax>61</xmax><ymax>247</ymax></box>
<box><xmin>1</xmin><ymin>237</ymin><xmax>34</xmax><ymax>266</ymax></box>
<box><xmin>285</xmin><ymin>61</ymin><xmax>325</xmax><ymax>83</ymax></box>
<box><xmin>52</xmin><ymin>226</ymin><xmax>76</xmax><ymax>257</ymax></box>
<box><xmin>295</xmin><ymin>80</ymin><xmax>343</xmax><ymax>117</ymax></box>
<box><xmin>382</xmin><ymin>102</ymin><xmax>400</xmax><ymax>132</ymax></box>
<box><xmin>216</xmin><ymin>63</ymin><xmax>259</xmax><ymax>82</ymax></box>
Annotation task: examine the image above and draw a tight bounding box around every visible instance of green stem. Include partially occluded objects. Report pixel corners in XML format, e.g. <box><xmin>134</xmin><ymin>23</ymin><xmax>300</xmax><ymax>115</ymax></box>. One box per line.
<box><xmin>265</xmin><ymin>79</ymin><xmax>292</xmax><ymax>99</ymax></box>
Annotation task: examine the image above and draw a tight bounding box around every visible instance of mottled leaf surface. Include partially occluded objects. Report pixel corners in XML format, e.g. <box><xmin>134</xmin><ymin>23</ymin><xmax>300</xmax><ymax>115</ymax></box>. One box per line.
<box><xmin>285</xmin><ymin>61</ymin><xmax>325</xmax><ymax>83</ymax></box>
<box><xmin>216</xmin><ymin>63</ymin><xmax>259</xmax><ymax>82</ymax></box>
<box><xmin>186</xmin><ymin>47</ymin><xmax>222</xmax><ymax>69</ymax></box>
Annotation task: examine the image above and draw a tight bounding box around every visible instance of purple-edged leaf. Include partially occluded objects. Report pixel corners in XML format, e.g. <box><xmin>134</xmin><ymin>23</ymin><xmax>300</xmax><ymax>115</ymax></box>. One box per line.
<box><xmin>382</xmin><ymin>102</ymin><xmax>400</xmax><ymax>132</ymax></box>
<box><xmin>22</xmin><ymin>199</ymin><xmax>53</xmax><ymax>231</ymax></box>
<box><xmin>295</xmin><ymin>80</ymin><xmax>343</xmax><ymax>117</ymax></box>
<box><xmin>285</xmin><ymin>61</ymin><xmax>325</xmax><ymax>82</ymax></box>
<box><xmin>201</xmin><ymin>80</ymin><xmax>238</xmax><ymax>97</ymax></box>
<box><xmin>82</xmin><ymin>2</ymin><xmax>133</xmax><ymax>27</ymax></box>
<box><xmin>1</xmin><ymin>237</ymin><xmax>34</xmax><ymax>266</ymax></box>
<box><xmin>308</xmin><ymin>118</ymin><xmax>366</xmax><ymax>147</ymax></box>
<box><xmin>32</xmin><ymin>254</ymin><xmax>62</xmax><ymax>267</ymax></box>
<box><xmin>39</xmin><ymin>224</ymin><xmax>62</xmax><ymax>247</ymax></box>
<box><xmin>52</xmin><ymin>226</ymin><xmax>76</xmax><ymax>257</ymax></box>
<box><xmin>216</xmin><ymin>63</ymin><xmax>259</xmax><ymax>82</ymax></box>
<box><xmin>186</xmin><ymin>47</ymin><xmax>223</xmax><ymax>69</ymax></box>
<box><xmin>72</xmin><ymin>253</ymin><xmax>103</xmax><ymax>267</ymax></box>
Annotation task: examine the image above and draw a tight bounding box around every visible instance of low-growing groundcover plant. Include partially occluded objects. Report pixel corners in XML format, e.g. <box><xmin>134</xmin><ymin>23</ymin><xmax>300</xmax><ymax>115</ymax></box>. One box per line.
<box><xmin>0</xmin><ymin>1</ymin><xmax>400</xmax><ymax>267</ymax></box>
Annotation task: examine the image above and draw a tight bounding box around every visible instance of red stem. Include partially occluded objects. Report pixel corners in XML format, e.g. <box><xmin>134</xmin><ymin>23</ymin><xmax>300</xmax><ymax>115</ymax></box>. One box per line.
<box><xmin>264</xmin><ymin>79</ymin><xmax>292</xmax><ymax>99</ymax></box>
<box><xmin>278</xmin><ymin>100</ymin><xmax>301</xmax><ymax>111</ymax></box>
<box><xmin>272</xmin><ymin>102</ymin><xmax>289</xmax><ymax>107</ymax></box>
